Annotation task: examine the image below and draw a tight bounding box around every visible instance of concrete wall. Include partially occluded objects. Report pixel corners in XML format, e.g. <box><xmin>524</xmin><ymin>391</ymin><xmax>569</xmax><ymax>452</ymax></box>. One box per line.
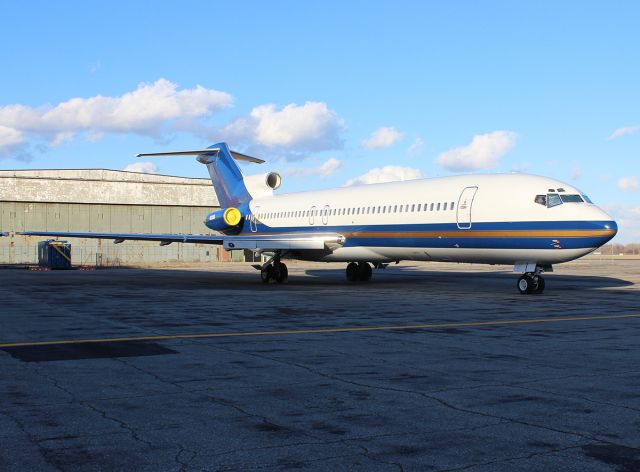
<box><xmin>0</xmin><ymin>169</ymin><xmax>242</xmax><ymax>266</ymax></box>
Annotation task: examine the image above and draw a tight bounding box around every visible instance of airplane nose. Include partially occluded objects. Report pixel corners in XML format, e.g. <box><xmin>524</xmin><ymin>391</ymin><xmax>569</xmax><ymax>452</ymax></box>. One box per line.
<box><xmin>604</xmin><ymin>220</ymin><xmax>618</xmax><ymax>238</ymax></box>
<box><xmin>598</xmin><ymin>210</ymin><xmax>618</xmax><ymax>243</ymax></box>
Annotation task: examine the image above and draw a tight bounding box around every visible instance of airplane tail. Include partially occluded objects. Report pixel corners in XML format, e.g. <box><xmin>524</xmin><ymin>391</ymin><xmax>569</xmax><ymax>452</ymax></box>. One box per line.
<box><xmin>137</xmin><ymin>142</ymin><xmax>264</xmax><ymax>208</ymax></box>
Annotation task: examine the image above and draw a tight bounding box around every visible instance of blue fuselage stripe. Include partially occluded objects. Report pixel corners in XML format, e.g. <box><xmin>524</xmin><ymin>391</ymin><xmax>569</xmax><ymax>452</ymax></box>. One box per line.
<box><xmin>228</xmin><ymin>219</ymin><xmax>617</xmax><ymax>250</ymax></box>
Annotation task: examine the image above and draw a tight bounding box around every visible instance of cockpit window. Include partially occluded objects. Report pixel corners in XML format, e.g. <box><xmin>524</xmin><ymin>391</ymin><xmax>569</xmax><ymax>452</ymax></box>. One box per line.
<box><xmin>582</xmin><ymin>194</ymin><xmax>593</xmax><ymax>204</ymax></box>
<box><xmin>547</xmin><ymin>193</ymin><xmax>562</xmax><ymax>208</ymax></box>
<box><xmin>560</xmin><ymin>194</ymin><xmax>584</xmax><ymax>203</ymax></box>
<box><xmin>534</xmin><ymin>195</ymin><xmax>547</xmax><ymax>206</ymax></box>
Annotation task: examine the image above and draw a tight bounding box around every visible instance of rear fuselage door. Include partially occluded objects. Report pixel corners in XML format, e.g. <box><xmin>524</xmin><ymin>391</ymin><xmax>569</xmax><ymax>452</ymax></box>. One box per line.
<box><xmin>250</xmin><ymin>206</ymin><xmax>259</xmax><ymax>232</ymax></box>
<box><xmin>457</xmin><ymin>186</ymin><xmax>478</xmax><ymax>229</ymax></box>
<box><xmin>309</xmin><ymin>206</ymin><xmax>316</xmax><ymax>225</ymax></box>
<box><xmin>322</xmin><ymin>205</ymin><xmax>330</xmax><ymax>225</ymax></box>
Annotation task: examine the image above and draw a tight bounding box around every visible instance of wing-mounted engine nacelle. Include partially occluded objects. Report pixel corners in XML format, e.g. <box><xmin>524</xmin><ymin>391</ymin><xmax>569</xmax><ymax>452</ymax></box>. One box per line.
<box><xmin>205</xmin><ymin>206</ymin><xmax>245</xmax><ymax>234</ymax></box>
<box><xmin>243</xmin><ymin>172</ymin><xmax>282</xmax><ymax>198</ymax></box>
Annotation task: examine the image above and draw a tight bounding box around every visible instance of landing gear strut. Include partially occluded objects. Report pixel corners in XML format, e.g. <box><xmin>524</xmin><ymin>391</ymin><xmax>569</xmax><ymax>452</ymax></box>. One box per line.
<box><xmin>260</xmin><ymin>252</ymin><xmax>288</xmax><ymax>284</ymax></box>
<box><xmin>346</xmin><ymin>262</ymin><xmax>372</xmax><ymax>282</ymax></box>
<box><xmin>517</xmin><ymin>268</ymin><xmax>546</xmax><ymax>295</ymax></box>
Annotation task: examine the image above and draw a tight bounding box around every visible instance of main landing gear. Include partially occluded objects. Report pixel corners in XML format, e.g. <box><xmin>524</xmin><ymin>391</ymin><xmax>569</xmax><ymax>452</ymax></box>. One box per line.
<box><xmin>345</xmin><ymin>262</ymin><xmax>372</xmax><ymax>282</ymax></box>
<box><xmin>260</xmin><ymin>252</ymin><xmax>288</xmax><ymax>284</ymax></box>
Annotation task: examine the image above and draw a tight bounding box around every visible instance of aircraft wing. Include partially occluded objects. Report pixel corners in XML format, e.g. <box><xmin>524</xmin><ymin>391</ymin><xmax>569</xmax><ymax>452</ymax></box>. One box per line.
<box><xmin>19</xmin><ymin>231</ymin><xmax>345</xmax><ymax>251</ymax></box>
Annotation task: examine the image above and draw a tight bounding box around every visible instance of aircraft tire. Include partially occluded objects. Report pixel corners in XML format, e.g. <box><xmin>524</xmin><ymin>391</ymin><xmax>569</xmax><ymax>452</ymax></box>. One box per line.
<box><xmin>346</xmin><ymin>262</ymin><xmax>359</xmax><ymax>282</ymax></box>
<box><xmin>275</xmin><ymin>263</ymin><xmax>288</xmax><ymax>283</ymax></box>
<box><xmin>517</xmin><ymin>275</ymin><xmax>535</xmax><ymax>294</ymax></box>
<box><xmin>358</xmin><ymin>262</ymin><xmax>372</xmax><ymax>281</ymax></box>
<box><xmin>534</xmin><ymin>275</ymin><xmax>545</xmax><ymax>293</ymax></box>
<box><xmin>261</xmin><ymin>265</ymin><xmax>273</xmax><ymax>283</ymax></box>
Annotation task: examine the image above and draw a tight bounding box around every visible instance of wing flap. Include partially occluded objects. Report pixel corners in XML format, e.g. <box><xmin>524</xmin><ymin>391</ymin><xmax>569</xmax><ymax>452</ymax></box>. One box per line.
<box><xmin>20</xmin><ymin>231</ymin><xmax>224</xmax><ymax>245</ymax></box>
<box><xmin>19</xmin><ymin>231</ymin><xmax>345</xmax><ymax>251</ymax></box>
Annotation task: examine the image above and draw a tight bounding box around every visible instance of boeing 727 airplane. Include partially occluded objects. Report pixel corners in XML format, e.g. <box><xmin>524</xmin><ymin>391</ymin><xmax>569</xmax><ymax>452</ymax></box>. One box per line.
<box><xmin>21</xmin><ymin>142</ymin><xmax>618</xmax><ymax>294</ymax></box>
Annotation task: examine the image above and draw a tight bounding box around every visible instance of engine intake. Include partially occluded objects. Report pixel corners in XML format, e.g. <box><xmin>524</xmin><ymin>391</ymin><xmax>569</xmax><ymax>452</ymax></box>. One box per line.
<box><xmin>205</xmin><ymin>207</ymin><xmax>243</xmax><ymax>234</ymax></box>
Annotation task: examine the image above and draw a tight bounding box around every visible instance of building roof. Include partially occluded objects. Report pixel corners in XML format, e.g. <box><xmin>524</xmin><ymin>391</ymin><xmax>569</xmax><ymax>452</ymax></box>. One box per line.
<box><xmin>0</xmin><ymin>169</ymin><xmax>219</xmax><ymax>207</ymax></box>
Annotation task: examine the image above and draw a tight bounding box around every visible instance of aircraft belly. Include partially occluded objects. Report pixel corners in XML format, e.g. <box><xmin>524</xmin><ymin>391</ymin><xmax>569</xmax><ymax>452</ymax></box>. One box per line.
<box><xmin>310</xmin><ymin>246</ymin><xmax>594</xmax><ymax>264</ymax></box>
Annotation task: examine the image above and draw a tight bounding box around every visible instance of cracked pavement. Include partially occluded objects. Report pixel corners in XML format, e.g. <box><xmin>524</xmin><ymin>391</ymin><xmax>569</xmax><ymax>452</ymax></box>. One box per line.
<box><xmin>0</xmin><ymin>259</ymin><xmax>639</xmax><ymax>471</ymax></box>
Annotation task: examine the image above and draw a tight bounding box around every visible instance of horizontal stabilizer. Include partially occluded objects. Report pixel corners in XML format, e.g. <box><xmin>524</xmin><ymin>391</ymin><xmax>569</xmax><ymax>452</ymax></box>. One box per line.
<box><xmin>136</xmin><ymin>149</ymin><xmax>264</xmax><ymax>163</ymax></box>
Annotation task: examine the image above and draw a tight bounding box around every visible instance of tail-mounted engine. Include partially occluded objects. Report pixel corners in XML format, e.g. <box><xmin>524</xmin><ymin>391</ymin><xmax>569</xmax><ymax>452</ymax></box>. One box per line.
<box><xmin>205</xmin><ymin>206</ymin><xmax>244</xmax><ymax>235</ymax></box>
<box><xmin>243</xmin><ymin>172</ymin><xmax>282</xmax><ymax>198</ymax></box>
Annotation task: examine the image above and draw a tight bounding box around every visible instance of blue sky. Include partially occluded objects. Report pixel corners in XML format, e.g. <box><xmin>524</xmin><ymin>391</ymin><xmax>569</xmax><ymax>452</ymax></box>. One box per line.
<box><xmin>1</xmin><ymin>1</ymin><xmax>638</xmax><ymax>241</ymax></box>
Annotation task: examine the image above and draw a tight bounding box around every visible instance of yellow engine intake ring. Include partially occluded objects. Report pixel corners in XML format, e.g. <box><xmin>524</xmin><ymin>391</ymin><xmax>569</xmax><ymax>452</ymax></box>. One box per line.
<box><xmin>223</xmin><ymin>207</ymin><xmax>242</xmax><ymax>226</ymax></box>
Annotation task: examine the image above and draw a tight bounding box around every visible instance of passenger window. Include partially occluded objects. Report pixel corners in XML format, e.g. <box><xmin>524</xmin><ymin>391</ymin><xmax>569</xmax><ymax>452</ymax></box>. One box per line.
<box><xmin>411</xmin><ymin>204</ymin><xmax>415</xmax><ymax>212</ymax></box>
<box><xmin>547</xmin><ymin>193</ymin><xmax>562</xmax><ymax>207</ymax></box>
<box><xmin>443</xmin><ymin>202</ymin><xmax>448</xmax><ymax>211</ymax></box>
<box><xmin>534</xmin><ymin>195</ymin><xmax>546</xmax><ymax>206</ymax></box>
<box><xmin>437</xmin><ymin>203</ymin><xmax>441</xmax><ymax>211</ymax></box>
<box><xmin>451</xmin><ymin>202</ymin><xmax>455</xmax><ymax>210</ymax></box>
<box><xmin>430</xmin><ymin>203</ymin><xmax>434</xmax><ymax>211</ymax></box>
<box><xmin>417</xmin><ymin>204</ymin><xmax>421</xmax><ymax>211</ymax></box>
<box><xmin>393</xmin><ymin>205</ymin><xmax>398</xmax><ymax>212</ymax></box>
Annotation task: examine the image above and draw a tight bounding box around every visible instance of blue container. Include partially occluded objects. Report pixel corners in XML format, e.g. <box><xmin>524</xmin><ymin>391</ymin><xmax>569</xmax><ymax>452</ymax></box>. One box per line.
<box><xmin>38</xmin><ymin>240</ymin><xmax>72</xmax><ymax>270</ymax></box>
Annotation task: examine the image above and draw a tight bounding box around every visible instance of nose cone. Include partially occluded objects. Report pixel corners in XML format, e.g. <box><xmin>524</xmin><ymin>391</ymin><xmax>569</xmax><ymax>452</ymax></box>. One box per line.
<box><xmin>603</xmin><ymin>219</ymin><xmax>618</xmax><ymax>243</ymax></box>
<box><xmin>593</xmin><ymin>206</ymin><xmax>618</xmax><ymax>244</ymax></box>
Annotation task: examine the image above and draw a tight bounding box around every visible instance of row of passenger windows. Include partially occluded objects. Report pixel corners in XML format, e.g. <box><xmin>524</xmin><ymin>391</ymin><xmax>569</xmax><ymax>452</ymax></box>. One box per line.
<box><xmin>255</xmin><ymin>202</ymin><xmax>456</xmax><ymax>220</ymax></box>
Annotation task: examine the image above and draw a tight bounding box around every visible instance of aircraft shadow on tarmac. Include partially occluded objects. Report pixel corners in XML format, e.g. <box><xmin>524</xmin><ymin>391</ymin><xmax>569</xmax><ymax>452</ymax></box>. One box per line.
<box><xmin>108</xmin><ymin>266</ymin><xmax>635</xmax><ymax>292</ymax></box>
<box><xmin>21</xmin><ymin>267</ymin><xmax>633</xmax><ymax>292</ymax></box>
<box><xmin>302</xmin><ymin>267</ymin><xmax>635</xmax><ymax>291</ymax></box>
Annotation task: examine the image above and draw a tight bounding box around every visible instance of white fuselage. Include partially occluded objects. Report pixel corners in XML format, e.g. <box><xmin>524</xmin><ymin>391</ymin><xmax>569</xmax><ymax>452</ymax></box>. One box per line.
<box><xmin>239</xmin><ymin>174</ymin><xmax>616</xmax><ymax>266</ymax></box>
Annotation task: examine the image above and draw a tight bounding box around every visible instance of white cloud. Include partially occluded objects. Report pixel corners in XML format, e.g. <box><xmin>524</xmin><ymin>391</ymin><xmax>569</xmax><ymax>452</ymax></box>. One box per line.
<box><xmin>570</xmin><ymin>167</ymin><xmax>583</xmax><ymax>180</ymax></box>
<box><xmin>345</xmin><ymin>166</ymin><xmax>423</xmax><ymax>186</ymax></box>
<box><xmin>0</xmin><ymin>79</ymin><xmax>232</xmax><ymax>144</ymax></box>
<box><xmin>361</xmin><ymin>126</ymin><xmax>404</xmax><ymax>149</ymax></box>
<box><xmin>0</xmin><ymin>125</ymin><xmax>24</xmax><ymax>151</ymax></box>
<box><xmin>618</xmin><ymin>176</ymin><xmax>639</xmax><ymax>192</ymax></box>
<box><xmin>223</xmin><ymin>102</ymin><xmax>344</xmax><ymax>154</ymax></box>
<box><xmin>283</xmin><ymin>158</ymin><xmax>342</xmax><ymax>178</ymax></box>
<box><xmin>123</xmin><ymin>162</ymin><xmax>159</xmax><ymax>174</ymax></box>
<box><xmin>436</xmin><ymin>131</ymin><xmax>517</xmax><ymax>172</ymax></box>
<box><xmin>408</xmin><ymin>137</ymin><xmax>424</xmax><ymax>155</ymax></box>
<box><xmin>609</xmin><ymin>125</ymin><xmax>640</xmax><ymax>140</ymax></box>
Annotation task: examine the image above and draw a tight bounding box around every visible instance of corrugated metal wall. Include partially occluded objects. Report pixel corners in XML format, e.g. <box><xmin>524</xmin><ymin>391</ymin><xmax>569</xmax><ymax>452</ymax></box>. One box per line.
<box><xmin>0</xmin><ymin>202</ymin><xmax>241</xmax><ymax>265</ymax></box>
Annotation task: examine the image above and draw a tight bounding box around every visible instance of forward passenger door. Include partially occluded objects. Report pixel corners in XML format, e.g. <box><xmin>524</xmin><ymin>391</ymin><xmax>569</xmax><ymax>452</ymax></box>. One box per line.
<box><xmin>456</xmin><ymin>187</ymin><xmax>478</xmax><ymax>229</ymax></box>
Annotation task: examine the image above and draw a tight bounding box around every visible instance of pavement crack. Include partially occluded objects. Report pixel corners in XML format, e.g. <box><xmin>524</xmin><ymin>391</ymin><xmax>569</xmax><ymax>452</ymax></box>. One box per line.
<box><xmin>214</xmin><ymin>345</ymin><xmax>622</xmax><ymax>448</ymax></box>
<box><xmin>438</xmin><ymin>443</ymin><xmax>591</xmax><ymax>471</ymax></box>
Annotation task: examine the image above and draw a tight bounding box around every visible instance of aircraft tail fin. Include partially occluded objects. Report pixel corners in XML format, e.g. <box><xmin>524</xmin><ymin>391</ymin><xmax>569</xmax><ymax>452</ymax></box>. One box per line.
<box><xmin>137</xmin><ymin>143</ymin><xmax>262</xmax><ymax>208</ymax></box>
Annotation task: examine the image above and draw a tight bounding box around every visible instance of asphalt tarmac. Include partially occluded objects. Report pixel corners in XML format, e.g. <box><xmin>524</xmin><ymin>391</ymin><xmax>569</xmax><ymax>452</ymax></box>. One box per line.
<box><xmin>0</xmin><ymin>259</ymin><xmax>639</xmax><ymax>471</ymax></box>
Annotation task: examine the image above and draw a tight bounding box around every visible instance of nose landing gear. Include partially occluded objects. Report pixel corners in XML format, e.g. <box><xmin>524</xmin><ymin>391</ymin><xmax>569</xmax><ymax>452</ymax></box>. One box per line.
<box><xmin>516</xmin><ymin>263</ymin><xmax>548</xmax><ymax>294</ymax></box>
<box><xmin>517</xmin><ymin>274</ymin><xmax>545</xmax><ymax>294</ymax></box>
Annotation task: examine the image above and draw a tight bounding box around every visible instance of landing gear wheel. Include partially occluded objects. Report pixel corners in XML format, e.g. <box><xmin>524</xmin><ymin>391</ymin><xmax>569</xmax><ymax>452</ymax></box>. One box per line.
<box><xmin>346</xmin><ymin>262</ymin><xmax>359</xmax><ymax>282</ymax></box>
<box><xmin>275</xmin><ymin>263</ymin><xmax>288</xmax><ymax>283</ymax></box>
<box><xmin>261</xmin><ymin>265</ymin><xmax>274</xmax><ymax>283</ymax></box>
<box><xmin>534</xmin><ymin>275</ymin><xmax>545</xmax><ymax>293</ymax></box>
<box><xmin>517</xmin><ymin>275</ymin><xmax>535</xmax><ymax>295</ymax></box>
<box><xmin>357</xmin><ymin>262</ymin><xmax>372</xmax><ymax>281</ymax></box>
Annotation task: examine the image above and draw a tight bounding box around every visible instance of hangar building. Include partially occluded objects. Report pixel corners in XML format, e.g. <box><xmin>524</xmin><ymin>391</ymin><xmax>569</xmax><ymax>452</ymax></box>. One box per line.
<box><xmin>0</xmin><ymin>169</ymin><xmax>243</xmax><ymax>266</ymax></box>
